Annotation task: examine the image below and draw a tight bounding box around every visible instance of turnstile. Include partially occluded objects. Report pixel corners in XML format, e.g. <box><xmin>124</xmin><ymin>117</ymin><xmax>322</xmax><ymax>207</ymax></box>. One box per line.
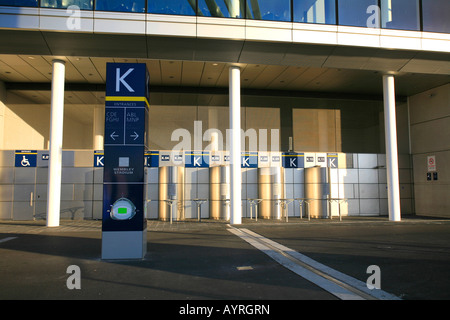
<box><xmin>258</xmin><ymin>167</ymin><xmax>284</xmax><ymax>219</ymax></box>
<box><xmin>158</xmin><ymin>166</ymin><xmax>185</xmax><ymax>221</ymax></box>
<box><xmin>304</xmin><ymin>167</ymin><xmax>328</xmax><ymax>218</ymax></box>
<box><xmin>210</xmin><ymin>165</ymin><xmax>230</xmax><ymax>220</ymax></box>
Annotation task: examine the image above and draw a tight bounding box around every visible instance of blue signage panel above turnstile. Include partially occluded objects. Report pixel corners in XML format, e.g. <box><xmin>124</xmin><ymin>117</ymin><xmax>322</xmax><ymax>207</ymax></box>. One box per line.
<box><xmin>94</xmin><ymin>150</ymin><xmax>104</xmax><ymax>167</ymax></box>
<box><xmin>241</xmin><ymin>152</ymin><xmax>258</xmax><ymax>168</ymax></box>
<box><xmin>145</xmin><ymin>151</ymin><xmax>159</xmax><ymax>167</ymax></box>
<box><xmin>282</xmin><ymin>152</ymin><xmax>304</xmax><ymax>168</ymax></box>
<box><xmin>14</xmin><ymin>150</ymin><xmax>37</xmax><ymax>167</ymax></box>
<box><xmin>327</xmin><ymin>153</ymin><xmax>339</xmax><ymax>168</ymax></box>
<box><xmin>95</xmin><ymin>151</ymin><xmax>340</xmax><ymax>169</ymax></box>
<box><xmin>185</xmin><ymin>151</ymin><xmax>210</xmax><ymax>168</ymax></box>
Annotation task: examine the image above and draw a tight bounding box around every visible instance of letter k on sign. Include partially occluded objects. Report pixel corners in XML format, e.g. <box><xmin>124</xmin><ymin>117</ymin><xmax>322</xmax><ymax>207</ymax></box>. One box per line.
<box><xmin>116</xmin><ymin>68</ymin><xmax>135</xmax><ymax>93</ymax></box>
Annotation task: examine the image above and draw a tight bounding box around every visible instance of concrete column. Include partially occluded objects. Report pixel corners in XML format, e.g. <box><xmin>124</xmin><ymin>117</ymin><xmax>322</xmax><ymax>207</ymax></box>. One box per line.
<box><xmin>0</xmin><ymin>81</ymin><xmax>6</xmax><ymax>150</ymax></box>
<box><xmin>383</xmin><ymin>74</ymin><xmax>401</xmax><ymax>222</ymax></box>
<box><xmin>228</xmin><ymin>0</ymin><xmax>240</xmax><ymax>18</ymax></box>
<box><xmin>229</xmin><ymin>66</ymin><xmax>242</xmax><ymax>225</ymax></box>
<box><xmin>46</xmin><ymin>60</ymin><xmax>66</xmax><ymax>227</ymax></box>
<box><xmin>93</xmin><ymin>105</ymin><xmax>104</xmax><ymax>150</ymax></box>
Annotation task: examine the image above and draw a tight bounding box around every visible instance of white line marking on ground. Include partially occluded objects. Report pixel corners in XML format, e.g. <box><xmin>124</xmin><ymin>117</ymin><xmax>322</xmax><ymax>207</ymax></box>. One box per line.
<box><xmin>0</xmin><ymin>237</ymin><xmax>17</xmax><ymax>244</ymax></box>
<box><xmin>228</xmin><ymin>226</ymin><xmax>400</xmax><ymax>300</ymax></box>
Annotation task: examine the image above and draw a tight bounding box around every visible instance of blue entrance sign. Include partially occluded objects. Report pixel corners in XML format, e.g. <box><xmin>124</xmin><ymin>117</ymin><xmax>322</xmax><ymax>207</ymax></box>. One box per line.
<box><xmin>241</xmin><ymin>152</ymin><xmax>258</xmax><ymax>168</ymax></box>
<box><xmin>282</xmin><ymin>152</ymin><xmax>304</xmax><ymax>168</ymax></box>
<box><xmin>145</xmin><ymin>151</ymin><xmax>159</xmax><ymax>167</ymax></box>
<box><xmin>15</xmin><ymin>150</ymin><xmax>37</xmax><ymax>167</ymax></box>
<box><xmin>327</xmin><ymin>153</ymin><xmax>339</xmax><ymax>168</ymax></box>
<box><xmin>185</xmin><ymin>151</ymin><xmax>210</xmax><ymax>168</ymax></box>
<box><xmin>94</xmin><ymin>150</ymin><xmax>104</xmax><ymax>167</ymax></box>
<box><xmin>102</xmin><ymin>63</ymin><xmax>149</xmax><ymax>260</ymax></box>
<box><xmin>105</xmin><ymin>63</ymin><xmax>149</xmax><ymax>99</ymax></box>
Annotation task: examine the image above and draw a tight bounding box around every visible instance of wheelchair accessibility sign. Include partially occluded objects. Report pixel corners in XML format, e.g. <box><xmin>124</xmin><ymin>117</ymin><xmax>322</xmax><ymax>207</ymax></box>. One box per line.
<box><xmin>15</xmin><ymin>150</ymin><xmax>37</xmax><ymax>167</ymax></box>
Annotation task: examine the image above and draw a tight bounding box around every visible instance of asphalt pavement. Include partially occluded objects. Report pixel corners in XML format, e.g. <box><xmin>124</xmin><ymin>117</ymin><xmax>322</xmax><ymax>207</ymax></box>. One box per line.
<box><xmin>0</xmin><ymin>216</ymin><xmax>449</xmax><ymax>304</ymax></box>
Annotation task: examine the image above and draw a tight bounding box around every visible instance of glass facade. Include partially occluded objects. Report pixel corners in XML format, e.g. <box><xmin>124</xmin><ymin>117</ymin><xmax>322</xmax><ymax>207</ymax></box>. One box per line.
<box><xmin>148</xmin><ymin>0</ymin><xmax>196</xmax><ymax>16</ymax></box>
<box><xmin>422</xmin><ymin>0</ymin><xmax>450</xmax><ymax>34</ymax></box>
<box><xmin>0</xmin><ymin>0</ymin><xmax>448</xmax><ymax>33</ymax></box>
<box><xmin>0</xmin><ymin>0</ymin><xmax>36</xmax><ymax>6</ymax></box>
<box><xmin>381</xmin><ymin>0</ymin><xmax>420</xmax><ymax>31</ymax></box>
<box><xmin>246</xmin><ymin>0</ymin><xmax>291</xmax><ymax>21</ymax></box>
<box><xmin>95</xmin><ymin>0</ymin><xmax>145</xmax><ymax>13</ymax></box>
<box><xmin>338</xmin><ymin>0</ymin><xmax>378</xmax><ymax>28</ymax></box>
<box><xmin>198</xmin><ymin>0</ymin><xmax>242</xmax><ymax>18</ymax></box>
<box><xmin>41</xmin><ymin>0</ymin><xmax>93</xmax><ymax>10</ymax></box>
<box><xmin>293</xmin><ymin>0</ymin><xmax>336</xmax><ymax>25</ymax></box>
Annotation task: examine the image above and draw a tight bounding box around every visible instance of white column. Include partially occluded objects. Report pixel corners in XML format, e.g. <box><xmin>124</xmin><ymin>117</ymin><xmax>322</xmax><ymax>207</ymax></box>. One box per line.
<box><xmin>383</xmin><ymin>74</ymin><xmax>401</xmax><ymax>222</ymax></box>
<box><xmin>229</xmin><ymin>66</ymin><xmax>242</xmax><ymax>225</ymax></box>
<box><xmin>0</xmin><ymin>81</ymin><xmax>6</xmax><ymax>150</ymax></box>
<box><xmin>46</xmin><ymin>60</ymin><xmax>66</xmax><ymax>227</ymax></box>
<box><xmin>93</xmin><ymin>105</ymin><xmax>104</xmax><ymax>150</ymax></box>
<box><xmin>229</xmin><ymin>0</ymin><xmax>240</xmax><ymax>18</ymax></box>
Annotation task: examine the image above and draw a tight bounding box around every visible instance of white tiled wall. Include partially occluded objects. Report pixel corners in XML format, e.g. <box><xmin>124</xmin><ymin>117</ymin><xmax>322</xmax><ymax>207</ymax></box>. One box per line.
<box><xmin>0</xmin><ymin>150</ymin><xmax>414</xmax><ymax>220</ymax></box>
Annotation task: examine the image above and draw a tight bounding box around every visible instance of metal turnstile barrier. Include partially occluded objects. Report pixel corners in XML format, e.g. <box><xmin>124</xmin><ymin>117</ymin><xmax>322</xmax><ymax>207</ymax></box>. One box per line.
<box><xmin>277</xmin><ymin>199</ymin><xmax>294</xmax><ymax>222</ymax></box>
<box><xmin>327</xmin><ymin>197</ymin><xmax>348</xmax><ymax>221</ymax></box>
<box><xmin>210</xmin><ymin>165</ymin><xmax>230</xmax><ymax>220</ymax></box>
<box><xmin>248</xmin><ymin>198</ymin><xmax>263</xmax><ymax>221</ymax></box>
<box><xmin>258</xmin><ymin>167</ymin><xmax>284</xmax><ymax>219</ymax></box>
<box><xmin>159</xmin><ymin>166</ymin><xmax>185</xmax><ymax>222</ymax></box>
<box><xmin>304</xmin><ymin>167</ymin><xmax>328</xmax><ymax>218</ymax></box>
<box><xmin>295</xmin><ymin>198</ymin><xmax>312</xmax><ymax>221</ymax></box>
<box><xmin>192</xmin><ymin>199</ymin><xmax>207</xmax><ymax>222</ymax></box>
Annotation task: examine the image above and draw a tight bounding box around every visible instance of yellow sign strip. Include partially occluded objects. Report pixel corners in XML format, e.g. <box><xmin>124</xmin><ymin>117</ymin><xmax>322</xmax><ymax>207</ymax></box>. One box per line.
<box><xmin>105</xmin><ymin>96</ymin><xmax>149</xmax><ymax>108</ymax></box>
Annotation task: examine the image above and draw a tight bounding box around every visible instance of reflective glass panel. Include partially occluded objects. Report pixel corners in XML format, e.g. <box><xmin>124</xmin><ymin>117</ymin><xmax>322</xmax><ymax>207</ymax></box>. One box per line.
<box><xmin>293</xmin><ymin>0</ymin><xmax>336</xmax><ymax>25</ymax></box>
<box><xmin>40</xmin><ymin>0</ymin><xmax>92</xmax><ymax>10</ymax></box>
<box><xmin>422</xmin><ymin>0</ymin><xmax>450</xmax><ymax>33</ymax></box>
<box><xmin>338</xmin><ymin>0</ymin><xmax>378</xmax><ymax>27</ymax></box>
<box><xmin>198</xmin><ymin>0</ymin><xmax>242</xmax><ymax>18</ymax></box>
<box><xmin>246</xmin><ymin>0</ymin><xmax>291</xmax><ymax>21</ymax></box>
<box><xmin>380</xmin><ymin>0</ymin><xmax>420</xmax><ymax>31</ymax></box>
<box><xmin>148</xmin><ymin>0</ymin><xmax>196</xmax><ymax>16</ymax></box>
<box><xmin>95</xmin><ymin>0</ymin><xmax>145</xmax><ymax>13</ymax></box>
<box><xmin>0</xmin><ymin>0</ymin><xmax>37</xmax><ymax>6</ymax></box>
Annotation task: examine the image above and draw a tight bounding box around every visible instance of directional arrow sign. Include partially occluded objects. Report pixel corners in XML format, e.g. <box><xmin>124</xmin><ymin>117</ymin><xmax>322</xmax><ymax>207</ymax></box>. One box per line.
<box><xmin>110</xmin><ymin>131</ymin><xmax>119</xmax><ymax>141</ymax></box>
<box><xmin>105</xmin><ymin>107</ymin><xmax>124</xmax><ymax>145</ymax></box>
<box><xmin>125</xmin><ymin>108</ymin><xmax>145</xmax><ymax>145</ymax></box>
<box><xmin>130</xmin><ymin>131</ymin><xmax>139</xmax><ymax>141</ymax></box>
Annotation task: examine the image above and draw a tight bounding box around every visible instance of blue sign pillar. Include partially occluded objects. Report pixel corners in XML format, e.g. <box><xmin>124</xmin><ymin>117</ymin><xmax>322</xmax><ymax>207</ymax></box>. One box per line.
<box><xmin>101</xmin><ymin>63</ymin><xmax>149</xmax><ymax>260</ymax></box>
